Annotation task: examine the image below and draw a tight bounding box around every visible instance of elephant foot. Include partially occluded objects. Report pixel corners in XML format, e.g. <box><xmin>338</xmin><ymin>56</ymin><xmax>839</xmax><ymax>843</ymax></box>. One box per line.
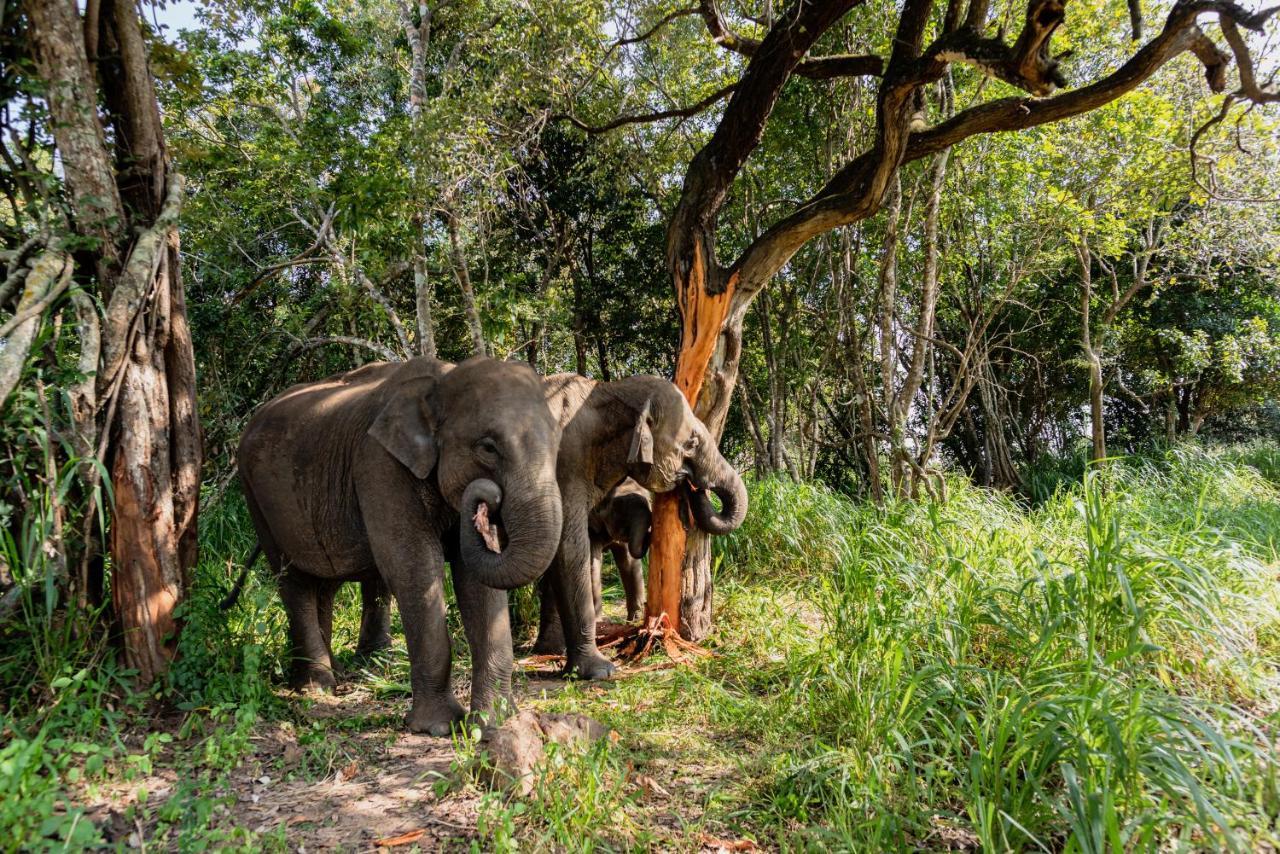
<box><xmin>626</xmin><ymin>607</ymin><xmax>644</xmax><ymax>623</ymax></box>
<box><xmin>405</xmin><ymin>695</ymin><xmax>467</xmax><ymax>737</ymax></box>
<box><xmin>290</xmin><ymin>662</ymin><xmax>337</xmax><ymax>694</ymax></box>
<box><xmin>565</xmin><ymin>650</ymin><xmax>616</xmax><ymax>681</ymax></box>
<box><xmin>354</xmin><ymin>633</ymin><xmax>393</xmax><ymax>659</ymax></box>
<box><xmin>531</xmin><ymin>625</ymin><xmax>566</xmax><ymax>656</ymax></box>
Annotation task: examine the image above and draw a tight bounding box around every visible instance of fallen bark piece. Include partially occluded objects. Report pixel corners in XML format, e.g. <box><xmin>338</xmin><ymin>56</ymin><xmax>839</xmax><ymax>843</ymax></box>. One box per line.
<box><xmin>484</xmin><ymin>711</ymin><xmax>611</xmax><ymax>796</ymax></box>
<box><xmin>376</xmin><ymin>828</ymin><xmax>426</xmax><ymax>847</ymax></box>
<box><xmin>699</xmin><ymin>832</ymin><xmax>759</xmax><ymax>851</ymax></box>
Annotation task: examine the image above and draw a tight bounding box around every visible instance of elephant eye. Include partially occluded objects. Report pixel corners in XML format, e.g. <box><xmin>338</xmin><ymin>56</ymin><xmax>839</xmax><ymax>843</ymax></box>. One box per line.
<box><xmin>683</xmin><ymin>435</ymin><xmax>700</xmax><ymax>453</ymax></box>
<box><xmin>477</xmin><ymin>437</ymin><xmax>500</xmax><ymax>458</ymax></box>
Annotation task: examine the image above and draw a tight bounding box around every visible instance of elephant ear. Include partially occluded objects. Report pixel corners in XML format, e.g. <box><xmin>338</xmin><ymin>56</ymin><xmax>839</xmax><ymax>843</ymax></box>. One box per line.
<box><xmin>369</xmin><ymin>376</ymin><xmax>438</xmax><ymax>479</ymax></box>
<box><xmin>627</xmin><ymin>398</ymin><xmax>654</xmax><ymax>465</ymax></box>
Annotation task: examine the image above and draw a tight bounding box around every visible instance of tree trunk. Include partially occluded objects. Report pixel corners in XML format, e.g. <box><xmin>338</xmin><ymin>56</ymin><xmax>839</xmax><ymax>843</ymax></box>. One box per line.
<box><xmin>111</xmin><ymin>232</ymin><xmax>198</xmax><ymax>682</ymax></box>
<box><xmin>572</xmin><ymin>277</ymin><xmax>588</xmax><ymax>375</ymax></box>
<box><xmin>1077</xmin><ymin>239</ymin><xmax>1106</xmax><ymax>463</ymax></box>
<box><xmin>877</xmin><ymin>177</ymin><xmax>905</xmax><ymax>491</ymax></box>
<box><xmin>414</xmin><ymin>249</ymin><xmax>436</xmax><ymax>358</ymax></box>
<box><xmin>26</xmin><ymin>0</ymin><xmax>201</xmax><ymax>682</ymax></box>
<box><xmin>646</xmin><ymin>233</ymin><xmax>731</xmax><ymax>639</ymax></box>
<box><xmin>444</xmin><ymin>205</ymin><xmax>487</xmax><ymax>357</ymax></box>
<box><xmin>739</xmin><ymin>387</ymin><xmax>770</xmax><ymax>476</ymax></box>
<box><xmin>757</xmin><ymin>291</ymin><xmax>783</xmax><ymax>472</ymax></box>
<box><xmin>894</xmin><ymin>149</ymin><xmax>949</xmax><ymax>497</ymax></box>
<box><xmin>595</xmin><ymin>337</ymin><xmax>611</xmax><ymax>382</ymax></box>
<box><xmin>400</xmin><ymin>2</ymin><xmax>436</xmax><ymax>358</ymax></box>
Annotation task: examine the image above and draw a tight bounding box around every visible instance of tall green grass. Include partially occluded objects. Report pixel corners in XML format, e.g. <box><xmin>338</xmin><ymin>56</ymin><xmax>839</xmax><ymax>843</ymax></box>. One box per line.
<box><xmin>710</xmin><ymin>446</ymin><xmax>1280</xmax><ymax>849</ymax></box>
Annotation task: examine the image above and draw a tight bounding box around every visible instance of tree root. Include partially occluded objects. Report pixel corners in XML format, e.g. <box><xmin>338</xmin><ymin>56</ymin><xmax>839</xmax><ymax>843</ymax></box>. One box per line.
<box><xmin>602</xmin><ymin>613</ymin><xmax>715</xmax><ymax>665</ymax></box>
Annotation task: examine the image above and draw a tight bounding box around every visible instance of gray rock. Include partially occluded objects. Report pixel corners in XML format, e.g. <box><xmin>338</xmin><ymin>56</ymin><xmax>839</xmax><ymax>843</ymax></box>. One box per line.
<box><xmin>483</xmin><ymin>710</ymin><xmax>610</xmax><ymax>795</ymax></box>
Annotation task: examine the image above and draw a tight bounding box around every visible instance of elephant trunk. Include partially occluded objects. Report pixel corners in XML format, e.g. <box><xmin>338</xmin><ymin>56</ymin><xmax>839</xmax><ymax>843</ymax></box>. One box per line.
<box><xmin>459</xmin><ymin>477</ymin><xmax>562</xmax><ymax>590</ymax></box>
<box><xmin>686</xmin><ymin>452</ymin><xmax>748</xmax><ymax>536</ymax></box>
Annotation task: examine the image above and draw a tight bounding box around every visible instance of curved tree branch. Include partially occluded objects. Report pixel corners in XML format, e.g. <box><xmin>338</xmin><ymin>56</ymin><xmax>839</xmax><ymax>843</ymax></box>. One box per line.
<box><xmin>729</xmin><ymin>0</ymin><xmax>1276</xmax><ymax>306</ymax></box>
<box><xmin>284</xmin><ymin>334</ymin><xmax>400</xmax><ymax>362</ymax></box>
<box><xmin>556</xmin><ymin>83</ymin><xmax>738</xmax><ymax>134</ymax></box>
<box><xmin>698</xmin><ymin>0</ymin><xmax>882</xmax><ymax>79</ymax></box>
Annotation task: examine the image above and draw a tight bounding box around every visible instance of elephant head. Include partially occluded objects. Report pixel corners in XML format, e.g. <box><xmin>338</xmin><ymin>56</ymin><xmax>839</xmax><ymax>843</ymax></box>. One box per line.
<box><xmin>369</xmin><ymin>357</ymin><xmax>563</xmax><ymax>590</ymax></box>
<box><xmin>617</xmin><ymin>378</ymin><xmax>747</xmax><ymax>536</ymax></box>
<box><xmin>600</xmin><ymin>482</ymin><xmax>652</xmax><ymax>559</ymax></box>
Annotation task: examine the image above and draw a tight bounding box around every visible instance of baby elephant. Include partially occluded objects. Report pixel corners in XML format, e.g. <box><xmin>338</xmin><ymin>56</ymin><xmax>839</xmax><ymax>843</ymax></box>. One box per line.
<box><xmin>534</xmin><ymin>480</ymin><xmax>651</xmax><ymax>655</ymax></box>
<box><xmin>587</xmin><ymin>479</ymin><xmax>651</xmax><ymax>623</ymax></box>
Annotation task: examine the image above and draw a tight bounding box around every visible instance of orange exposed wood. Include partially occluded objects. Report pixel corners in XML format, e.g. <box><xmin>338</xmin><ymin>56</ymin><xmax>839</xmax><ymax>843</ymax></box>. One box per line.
<box><xmin>646</xmin><ymin>242</ymin><xmax>736</xmax><ymax>636</ymax></box>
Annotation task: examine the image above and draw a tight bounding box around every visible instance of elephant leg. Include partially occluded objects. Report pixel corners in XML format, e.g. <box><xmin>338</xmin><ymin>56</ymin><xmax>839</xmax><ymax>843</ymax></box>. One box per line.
<box><xmin>531</xmin><ymin>574</ymin><xmax>565</xmax><ymax>655</ymax></box>
<box><xmin>356</xmin><ymin>577</ymin><xmax>393</xmax><ymax>657</ymax></box>
<box><xmin>611</xmin><ymin>544</ymin><xmax>645</xmax><ymax>623</ymax></box>
<box><xmin>451</xmin><ymin>562</ymin><xmax>514</xmax><ymax>727</ymax></box>
<box><xmin>315</xmin><ymin>579</ymin><xmax>343</xmax><ymax>677</ymax></box>
<box><xmin>360</xmin><ymin>464</ymin><xmax>464</xmax><ymax>735</ymax></box>
<box><xmin>380</xmin><ymin>562</ymin><xmax>464</xmax><ymax>736</ymax></box>
<box><xmin>280</xmin><ymin>570</ymin><xmax>337</xmax><ymax>693</ymax></box>
<box><xmin>554</xmin><ymin>498</ymin><xmax>616</xmax><ymax>680</ymax></box>
<box><xmin>591</xmin><ymin>543</ymin><xmax>604</xmax><ymax>623</ymax></box>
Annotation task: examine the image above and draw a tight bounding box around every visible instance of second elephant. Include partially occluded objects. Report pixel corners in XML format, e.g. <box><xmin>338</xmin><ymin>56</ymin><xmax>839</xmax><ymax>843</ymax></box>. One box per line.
<box><xmin>533</xmin><ymin>373</ymin><xmax>748</xmax><ymax>678</ymax></box>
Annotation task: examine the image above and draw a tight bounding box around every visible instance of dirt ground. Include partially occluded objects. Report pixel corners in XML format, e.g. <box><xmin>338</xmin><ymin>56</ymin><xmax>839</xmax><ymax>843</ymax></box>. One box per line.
<box><xmin>82</xmin><ymin>667</ymin><xmax>573</xmax><ymax>851</ymax></box>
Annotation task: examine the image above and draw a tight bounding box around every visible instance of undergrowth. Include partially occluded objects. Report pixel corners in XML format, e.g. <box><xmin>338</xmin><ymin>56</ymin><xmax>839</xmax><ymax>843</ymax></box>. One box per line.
<box><xmin>1</xmin><ymin>442</ymin><xmax>1277</xmax><ymax>850</ymax></box>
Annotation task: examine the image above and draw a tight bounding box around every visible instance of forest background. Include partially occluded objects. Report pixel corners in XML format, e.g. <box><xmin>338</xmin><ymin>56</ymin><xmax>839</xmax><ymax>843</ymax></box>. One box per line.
<box><xmin>3</xmin><ymin>0</ymin><xmax>1280</xmax><ymax>848</ymax></box>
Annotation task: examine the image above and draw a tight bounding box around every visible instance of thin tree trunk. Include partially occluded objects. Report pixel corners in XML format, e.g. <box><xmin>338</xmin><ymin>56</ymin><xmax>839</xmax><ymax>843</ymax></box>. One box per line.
<box><xmin>573</xmin><ymin>232</ymin><xmax>590</xmax><ymax>375</ymax></box>
<box><xmin>444</xmin><ymin>206</ymin><xmax>487</xmax><ymax>357</ymax></box>
<box><xmin>894</xmin><ymin>149</ymin><xmax>949</xmax><ymax>496</ymax></box>
<box><xmin>877</xmin><ymin>177</ymin><xmax>905</xmax><ymax>490</ymax></box>
<box><xmin>400</xmin><ymin>1</ymin><xmax>436</xmax><ymax>358</ymax></box>
<box><xmin>739</xmin><ymin>387</ymin><xmax>769</xmax><ymax>476</ymax></box>
<box><xmin>758</xmin><ymin>292</ymin><xmax>783</xmax><ymax>472</ymax></box>
<box><xmin>1077</xmin><ymin>238</ymin><xmax>1106</xmax><ymax>463</ymax></box>
<box><xmin>849</xmin><ymin>350</ymin><xmax>883</xmax><ymax>502</ymax></box>
<box><xmin>414</xmin><ymin>250</ymin><xmax>435</xmax><ymax>358</ymax></box>
<box><xmin>595</xmin><ymin>337</ymin><xmax>611</xmax><ymax>382</ymax></box>
<box><xmin>837</xmin><ymin>227</ymin><xmax>883</xmax><ymax>502</ymax></box>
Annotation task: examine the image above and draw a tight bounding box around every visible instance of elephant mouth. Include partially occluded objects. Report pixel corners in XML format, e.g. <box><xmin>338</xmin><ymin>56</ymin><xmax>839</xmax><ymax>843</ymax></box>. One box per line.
<box><xmin>472</xmin><ymin>502</ymin><xmax>504</xmax><ymax>554</ymax></box>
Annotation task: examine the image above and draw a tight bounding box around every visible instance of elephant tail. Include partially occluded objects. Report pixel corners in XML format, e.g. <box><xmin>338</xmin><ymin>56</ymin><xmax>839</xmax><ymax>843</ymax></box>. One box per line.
<box><xmin>220</xmin><ymin>544</ymin><xmax>263</xmax><ymax>610</ymax></box>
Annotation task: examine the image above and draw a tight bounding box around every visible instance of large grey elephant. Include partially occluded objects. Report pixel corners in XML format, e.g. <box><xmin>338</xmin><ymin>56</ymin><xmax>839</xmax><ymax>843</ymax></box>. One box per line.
<box><xmin>236</xmin><ymin>356</ymin><xmax>562</xmax><ymax>735</ymax></box>
<box><xmin>535</xmin><ymin>373</ymin><xmax>748</xmax><ymax>679</ymax></box>
<box><xmin>534</xmin><ymin>479</ymin><xmax>651</xmax><ymax>653</ymax></box>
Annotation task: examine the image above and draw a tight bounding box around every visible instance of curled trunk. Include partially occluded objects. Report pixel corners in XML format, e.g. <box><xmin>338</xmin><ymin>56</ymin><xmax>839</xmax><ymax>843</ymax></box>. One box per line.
<box><xmin>685</xmin><ymin>453</ymin><xmax>747</xmax><ymax>536</ymax></box>
<box><xmin>459</xmin><ymin>478</ymin><xmax>562</xmax><ymax>590</ymax></box>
